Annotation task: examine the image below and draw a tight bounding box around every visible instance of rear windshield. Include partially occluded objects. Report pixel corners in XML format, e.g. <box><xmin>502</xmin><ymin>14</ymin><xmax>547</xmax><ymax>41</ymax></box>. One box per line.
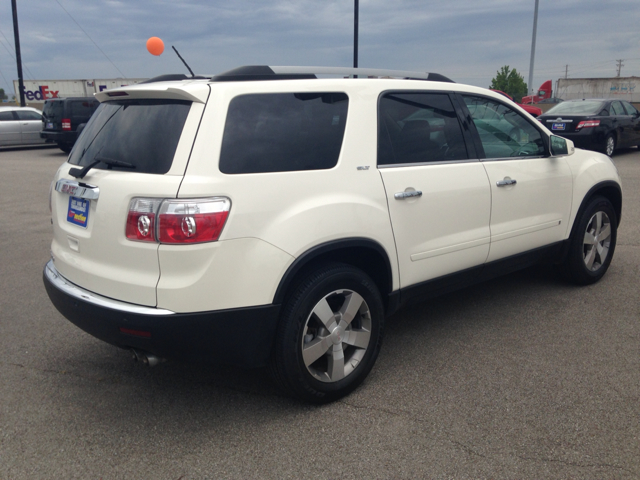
<box><xmin>68</xmin><ymin>99</ymin><xmax>191</xmax><ymax>174</ymax></box>
<box><xmin>42</xmin><ymin>101</ymin><xmax>63</xmax><ymax>121</ymax></box>
<box><xmin>219</xmin><ymin>92</ymin><xmax>349</xmax><ymax>174</ymax></box>
<box><xmin>545</xmin><ymin>101</ymin><xmax>605</xmax><ymax>116</ymax></box>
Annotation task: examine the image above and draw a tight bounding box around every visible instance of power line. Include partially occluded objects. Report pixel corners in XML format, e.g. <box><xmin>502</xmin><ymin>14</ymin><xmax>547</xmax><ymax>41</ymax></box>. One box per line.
<box><xmin>53</xmin><ymin>0</ymin><xmax>126</xmax><ymax>78</ymax></box>
<box><xmin>0</xmin><ymin>28</ymin><xmax>36</xmax><ymax>80</ymax></box>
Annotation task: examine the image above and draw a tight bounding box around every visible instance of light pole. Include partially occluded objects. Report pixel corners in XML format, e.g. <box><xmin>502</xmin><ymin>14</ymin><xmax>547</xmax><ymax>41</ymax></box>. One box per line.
<box><xmin>354</xmin><ymin>0</ymin><xmax>359</xmax><ymax>69</ymax></box>
<box><xmin>527</xmin><ymin>0</ymin><xmax>539</xmax><ymax>100</ymax></box>
<box><xmin>11</xmin><ymin>0</ymin><xmax>25</xmax><ymax>106</ymax></box>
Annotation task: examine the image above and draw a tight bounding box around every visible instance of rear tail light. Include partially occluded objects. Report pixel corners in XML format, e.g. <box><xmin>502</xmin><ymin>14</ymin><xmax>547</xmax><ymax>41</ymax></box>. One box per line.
<box><xmin>126</xmin><ymin>197</ymin><xmax>230</xmax><ymax>244</ymax></box>
<box><xmin>126</xmin><ymin>198</ymin><xmax>162</xmax><ymax>242</ymax></box>
<box><xmin>62</xmin><ymin>118</ymin><xmax>71</xmax><ymax>131</ymax></box>
<box><xmin>575</xmin><ymin>120</ymin><xmax>600</xmax><ymax>130</ymax></box>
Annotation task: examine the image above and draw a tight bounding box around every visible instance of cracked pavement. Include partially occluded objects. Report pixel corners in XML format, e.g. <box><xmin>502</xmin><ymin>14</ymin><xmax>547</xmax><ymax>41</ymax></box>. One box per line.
<box><xmin>1</xmin><ymin>146</ymin><xmax>639</xmax><ymax>479</ymax></box>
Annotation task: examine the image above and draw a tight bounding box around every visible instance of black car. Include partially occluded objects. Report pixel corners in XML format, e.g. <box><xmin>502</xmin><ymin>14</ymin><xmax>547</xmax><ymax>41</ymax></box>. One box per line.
<box><xmin>538</xmin><ymin>98</ymin><xmax>640</xmax><ymax>156</ymax></box>
<box><xmin>40</xmin><ymin>97</ymin><xmax>99</xmax><ymax>153</ymax></box>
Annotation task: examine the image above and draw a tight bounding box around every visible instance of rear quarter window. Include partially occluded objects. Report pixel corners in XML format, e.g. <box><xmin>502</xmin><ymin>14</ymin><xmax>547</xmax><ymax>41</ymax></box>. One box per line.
<box><xmin>219</xmin><ymin>92</ymin><xmax>349</xmax><ymax>174</ymax></box>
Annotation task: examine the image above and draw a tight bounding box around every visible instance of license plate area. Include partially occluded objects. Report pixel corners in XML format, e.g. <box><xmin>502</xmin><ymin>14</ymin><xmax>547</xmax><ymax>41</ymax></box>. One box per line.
<box><xmin>552</xmin><ymin>123</ymin><xmax>566</xmax><ymax>131</ymax></box>
<box><xmin>67</xmin><ymin>196</ymin><xmax>90</xmax><ymax>228</ymax></box>
<box><xmin>46</xmin><ymin>122</ymin><xmax>54</xmax><ymax>129</ymax></box>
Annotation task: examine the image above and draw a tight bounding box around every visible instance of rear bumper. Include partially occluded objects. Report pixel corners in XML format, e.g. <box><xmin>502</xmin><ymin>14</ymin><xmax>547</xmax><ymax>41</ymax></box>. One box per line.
<box><xmin>43</xmin><ymin>260</ymin><xmax>280</xmax><ymax>368</ymax></box>
<box><xmin>40</xmin><ymin>131</ymin><xmax>76</xmax><ymax>144</ymax></box>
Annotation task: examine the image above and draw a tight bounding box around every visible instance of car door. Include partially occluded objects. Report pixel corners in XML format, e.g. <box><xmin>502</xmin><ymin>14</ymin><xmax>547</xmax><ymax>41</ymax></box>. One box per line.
<box><xmin>15</xmin><ymin>110</ymin><xmax>45</xmax><ymax>145</ymax></box>
<box><xmin>377</xmin><ymin>92</ymin><xmax>491</xmax><ymax>289</ymax></box>
<box><xmin>460</xmin><ymin>94</ymin><xmax>573</xmax><ymax>263</ymax></box>
<box><xmin>609</xmin><ymin>101</ymin><xmax>632</xmax><ymax>147</ymax></box>
<box><xmin>0</xmin><ymin>110</ymin><xmax>23</xmax><ymax>146</ymax></box>
<box><xmin>621</xmin><ymin>101</ymin><xmax>640</xmax><ymax>146</ymax></box>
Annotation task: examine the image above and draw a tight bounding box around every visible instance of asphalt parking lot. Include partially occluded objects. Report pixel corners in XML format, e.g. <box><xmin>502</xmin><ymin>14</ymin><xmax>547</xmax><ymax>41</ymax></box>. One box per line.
<box><xmin>1</xmin><ymin>145</ymin><xmax>639</xmax><ymax>479</ymax></box>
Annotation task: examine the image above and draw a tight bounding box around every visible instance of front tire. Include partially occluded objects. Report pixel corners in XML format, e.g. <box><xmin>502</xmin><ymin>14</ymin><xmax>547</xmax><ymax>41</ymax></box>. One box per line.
<box><xmin>270</xmin><ymin>263</ymin><xmax>384</xmax><ymax>403</ymax></box>
<box><xmin>603</xmin><ymin>133</ymin><xmax>616</xmax><ymax>157</ymax></box>
<box><xmin>562</xmin><ymin>196</ymin><xmax>617</xmax><ymax>285</ymax></box>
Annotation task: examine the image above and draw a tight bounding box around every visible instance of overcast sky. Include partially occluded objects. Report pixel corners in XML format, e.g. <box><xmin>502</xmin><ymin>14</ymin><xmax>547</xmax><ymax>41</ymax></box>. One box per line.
<box><xmin>1</xmin><ymin>0</ymin><xmax>639</xmax><ymax>95</ymax></box>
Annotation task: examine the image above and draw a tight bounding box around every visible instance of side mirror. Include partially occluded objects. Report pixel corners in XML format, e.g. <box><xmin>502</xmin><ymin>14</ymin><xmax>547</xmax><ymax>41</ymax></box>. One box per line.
<box><xmin>550</xmin><ymin>135</ymin><xmax>574</xmax><ymax>156</ymax></box>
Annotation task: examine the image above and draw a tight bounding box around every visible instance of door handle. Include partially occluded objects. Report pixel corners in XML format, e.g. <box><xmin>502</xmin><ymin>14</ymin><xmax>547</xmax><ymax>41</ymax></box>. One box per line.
<box><xmin>394</xmin><ymin>190</ymin><xmax>422</xmax><ymax>199</ymax></box>
<box><xmin>496</xmin><ymin>178</ymin><xmax>517</xmax><ymax>187</ymax></box>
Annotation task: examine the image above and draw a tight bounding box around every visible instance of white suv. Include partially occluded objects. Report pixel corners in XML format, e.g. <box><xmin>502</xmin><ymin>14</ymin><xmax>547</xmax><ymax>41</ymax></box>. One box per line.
<box><xmin>43</xmin><ymin>66</ymin><xmax>622</xmax><ymax>403</ymax></box>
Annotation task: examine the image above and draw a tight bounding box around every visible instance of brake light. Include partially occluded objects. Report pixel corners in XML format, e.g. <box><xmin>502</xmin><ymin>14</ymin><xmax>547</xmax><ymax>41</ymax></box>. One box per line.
<box><xmin>126</xmin><ymin>197</ymin><xmax>230</xmax><ymax>244</ymax></box>
<box><xmin>126</xmin><ymin>198</ymin><xmax>162</xmax><ymax>242</ymax></box>
<box><xmin>62</xmin><ymin>118</ymin><xmax>71</xmax><ymax>131</ymax></box>
<box><xmin>158</xmin><ymin>198</ymin><xmax>230</xmax><ymax>244</ymax></box>
<box><xmin>575</xmin><ymin>120</ymin><xmax>600</xmax><ymax>130</ymax></box>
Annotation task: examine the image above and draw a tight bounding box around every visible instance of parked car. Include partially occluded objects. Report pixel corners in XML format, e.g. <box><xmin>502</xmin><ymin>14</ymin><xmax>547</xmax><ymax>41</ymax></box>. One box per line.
<box><xmin>40</xmin><ymin>97</ymin><xmax>100</xmax><ymax>153</ymax></box>
<box><xmin>491</xmin><ymin>90</ymin><xmax>542</xmax><ymax>117</ymax></box>
<box><xmin>538</xmin><ymin>98</ymin><xmax>640</xmax><ymax>156</ymax></box>
<box><xmin>0</xmin><ymin>106</ymin><xmax>47</xmax><ymax>147</ymax></box>
<box><xmin>43</xmin><ymin>66</ymin><xmax>622</xmax><ymax>403</ymax></box>
<box><xmin>537</xmin><ymin>97</ymin><xmax>563</xmax><ymax>104</ymax></box>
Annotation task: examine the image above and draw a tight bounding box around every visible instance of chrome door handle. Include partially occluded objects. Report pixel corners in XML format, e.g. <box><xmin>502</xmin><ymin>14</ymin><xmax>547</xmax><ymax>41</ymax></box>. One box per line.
<box><xmin>496</xmin><ymin>178</ymin><xmax>517</xmax><ymax>187</ymax></box>
<box><xmin>55</xmin><ymin>179</ymin><xmax>100</xmax><ymax>200</ymax></box>
<box><xmin>394</xmin><ymin>190</ymin><xmax>422</xmax><ymax>199</ymax></box>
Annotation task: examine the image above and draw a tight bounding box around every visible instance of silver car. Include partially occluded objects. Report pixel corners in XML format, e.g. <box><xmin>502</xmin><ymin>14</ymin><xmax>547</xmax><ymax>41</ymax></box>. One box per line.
<box><xmin>0</xmin><ymin>106</ymin><xmax>47</xmax><ymax>147</ymax></box>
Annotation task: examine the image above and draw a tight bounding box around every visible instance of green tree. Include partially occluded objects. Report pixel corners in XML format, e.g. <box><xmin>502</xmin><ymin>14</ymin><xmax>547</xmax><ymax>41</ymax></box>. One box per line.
<box><xmin>489</xmin><ymin>66</ymin><xmax>528</xmax><ymax>103</ymax></box>
<box><xmin>0</xmin><ymin>88</ymin><xmax>6</xmax><ymax>100</ymax></box>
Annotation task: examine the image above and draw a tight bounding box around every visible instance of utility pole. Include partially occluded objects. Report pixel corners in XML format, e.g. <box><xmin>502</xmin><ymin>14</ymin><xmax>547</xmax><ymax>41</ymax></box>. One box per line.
<box><xmin>616</xmin><ymin>59</ymin><xmax>624</xmax><ymax>77</ymax></box>
<box><xmin>565</xmin><ymin>64</ymin><xmax>569</xmax><ymax>79</ymax></box>
<box><xmin>527</xmin><ymin>0</ymin><xmax>539</xmax><ymax>97</ymax></box>
<box><xmin>11</xmin><ymin>0</ymin><xmax>25</xmax><ymax>107</ymax></box>
<box><xmin>353</xmin><ymin>0</ymin><xmax>359</xmax><ymax>70</ymax></box>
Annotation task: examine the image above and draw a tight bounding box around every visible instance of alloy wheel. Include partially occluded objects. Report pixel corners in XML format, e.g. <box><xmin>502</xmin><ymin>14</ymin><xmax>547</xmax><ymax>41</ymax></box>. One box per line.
<box><xmin>583</xmin><ymin>211</ymin><xmax>612</xmax><ymax>272</ymax></box>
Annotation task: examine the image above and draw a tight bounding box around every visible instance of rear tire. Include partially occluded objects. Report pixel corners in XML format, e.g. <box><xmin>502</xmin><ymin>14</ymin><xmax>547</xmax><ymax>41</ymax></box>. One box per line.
<box><xmin>562</xmin><ymin>196</ymin><xmax>617</xmax><ymax>285</ymax></box>
<box><xmin>57</xmin><ymin>143</ymin><xmax>72</xmax><ymax>153</ymax></box>
<box><xmin>270</xmin><ymin>263</ymin><xmax>384</xmax><ymax>404</ymax></box>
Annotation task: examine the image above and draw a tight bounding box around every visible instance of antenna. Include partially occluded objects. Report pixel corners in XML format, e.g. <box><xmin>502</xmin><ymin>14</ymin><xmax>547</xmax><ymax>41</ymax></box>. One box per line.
<box><xmin>172</xmin><ymin>46</ymin><xmax>195</xmax><ymax>78</ymax></box>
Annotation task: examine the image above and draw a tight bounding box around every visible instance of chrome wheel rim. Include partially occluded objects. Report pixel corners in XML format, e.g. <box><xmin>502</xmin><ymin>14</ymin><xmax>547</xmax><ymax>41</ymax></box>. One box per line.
<box><xmin>605</xmin><ymin>136</ymin><xmax>615</xmax><ymax>156</ymax></box>
<box><xmin>301</xmin><ymin>289</ymin><xmax>372</xmax><ymax>383</ymax></box>
<box><xmin>583</xmin><ymin>211</ymin><xmax>612</xmax><ymax>272</ymax></box>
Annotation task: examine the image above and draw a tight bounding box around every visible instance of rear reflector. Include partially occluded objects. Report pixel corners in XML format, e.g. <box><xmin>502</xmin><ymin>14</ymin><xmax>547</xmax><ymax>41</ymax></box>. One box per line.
<box><xmin>119</xmin><ymin>327</ymin><xmax>152</xmax><ymax>338</ymax></box>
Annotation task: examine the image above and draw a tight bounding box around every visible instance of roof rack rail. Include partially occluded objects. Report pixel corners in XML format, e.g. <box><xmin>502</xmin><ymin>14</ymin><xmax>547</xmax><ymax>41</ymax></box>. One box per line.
<box><xmin>211</xmin><ymin>66</ymin><xmax>454</xmax><ymax>83</ymax></box>
<box><xmin>139</xmin><ymin>74</ymin><xmax>209</xmax><ymax>84</ymax></box>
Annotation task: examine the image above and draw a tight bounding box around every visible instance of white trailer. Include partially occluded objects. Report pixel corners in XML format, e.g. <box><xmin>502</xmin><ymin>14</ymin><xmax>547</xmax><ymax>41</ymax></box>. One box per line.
<box><xmin>556</xmin><ymin>77</ymin><xmax>640</xmax><ymax>103</ymax></box>
<box><xmin>13</xmin><ymin>78</ymin><xmax>147</xmax><ymax>102</ymax></box>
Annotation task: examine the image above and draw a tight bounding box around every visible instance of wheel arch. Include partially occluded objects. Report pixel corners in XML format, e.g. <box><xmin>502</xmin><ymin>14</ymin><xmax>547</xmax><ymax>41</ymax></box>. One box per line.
<box><xmin>568</xmin><ymin>181</ymin><xmax>622</xmax><ymax>244</ymax></box>
<box><xmin>273</xmin><ymin>238</ymin><xmax>395</xmax><ymax>313</ymax></box>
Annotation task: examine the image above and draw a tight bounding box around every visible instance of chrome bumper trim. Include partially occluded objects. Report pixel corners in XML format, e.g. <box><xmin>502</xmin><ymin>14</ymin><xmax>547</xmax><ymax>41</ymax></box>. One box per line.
<box><xmin>44</xmin><ymin>260</ymin><xmax>175</xmax><ymax>316</ymax></box>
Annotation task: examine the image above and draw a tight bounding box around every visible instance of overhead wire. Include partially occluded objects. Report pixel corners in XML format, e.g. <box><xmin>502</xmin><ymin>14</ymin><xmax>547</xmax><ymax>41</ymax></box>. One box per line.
<box><xmin>53</xmin><ymin>0</ymin><xmax>126</xmax><ymax>78</ymax></box>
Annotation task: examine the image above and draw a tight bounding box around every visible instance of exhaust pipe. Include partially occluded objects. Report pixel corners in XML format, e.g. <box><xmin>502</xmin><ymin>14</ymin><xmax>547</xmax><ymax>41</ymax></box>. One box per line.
<box><xmin>131</xmin><ymin>349</ymin><xmax>165</xmax><ymax>367</ymax></box>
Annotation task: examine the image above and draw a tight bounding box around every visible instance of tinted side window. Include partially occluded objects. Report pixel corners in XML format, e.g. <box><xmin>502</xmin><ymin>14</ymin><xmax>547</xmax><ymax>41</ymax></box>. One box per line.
<box><xmin>0</xmin><ymin>111</ymin><xmax>15</xmax><ymax>121</ymax></box>
<box><xmin>68</xmin><ymin>99</ymin><xmax>191</xmax><ymax>174</ymax></box>
<box><xmin>378</xmin><ymin>92</ymin><xmax>467</xmax><ymax>165</ymax></box>
<box><xmin>621</xmin><ymin>101</ymin><xmax>638</xmax><ymax>115</ymax></box>
<box><xmin>219</xmin><ymin>92</ymin><xmax>348</xmax><ymax>174</ymax></box>
<box><xmin>15</xmin><ymin>111</ymin><xmax>42</xmax><ymax>121</ymax></box>
<box><xmin>463</xmin><ymin>95</ymin><xmax>545</xmax><ymax>159</ymax></box>
<box><xmin>610</xmin><ymin>101</ymin><xmax>625</xmax><ymax>116</ymax></box>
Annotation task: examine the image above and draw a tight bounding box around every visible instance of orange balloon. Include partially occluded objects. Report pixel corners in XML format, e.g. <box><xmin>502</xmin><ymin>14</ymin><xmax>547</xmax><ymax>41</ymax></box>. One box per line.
<box><xmin>146</xmin><ymin>37</ymin><xmax>164</xmax><ymax>56</ymax></box>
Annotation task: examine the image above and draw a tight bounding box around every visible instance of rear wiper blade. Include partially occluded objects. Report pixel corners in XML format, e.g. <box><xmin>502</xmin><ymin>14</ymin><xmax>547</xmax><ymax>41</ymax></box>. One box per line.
<box><xmin>68</xmin><ymin>156</ymin><xmax>135</xmax><ymax>179</ymax></box>
<box><xmin>94</xmin><ymin>156</ymin><xmax>136</xmax><ymax>169</ymax></box>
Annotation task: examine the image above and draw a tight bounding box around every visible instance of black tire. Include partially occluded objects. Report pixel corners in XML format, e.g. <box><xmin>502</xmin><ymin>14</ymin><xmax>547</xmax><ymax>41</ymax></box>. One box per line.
<box><xmin>603</xmin><ymin>133</ymin><xmax>616</xmax><ymax>157</ymax></box>
<box><xmin>270</xmin><ymin>263</ymin><xmax>384</xmax><ymax>404</ymax></box>
<box><xmin>562</xmin><ymin>196</ymin><xmax>617</xmax><ymax>285</ymax></box>
<box><xmin>58</xmin><ymin>143</ymin><xmax>72</xmax><ymax>153</ymax></box>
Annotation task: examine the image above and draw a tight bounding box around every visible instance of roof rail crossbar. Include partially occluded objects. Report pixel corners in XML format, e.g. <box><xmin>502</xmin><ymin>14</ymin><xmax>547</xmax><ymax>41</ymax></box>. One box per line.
<box><xmin>211</xmin><ymin>66</ymin><xmax>454</xmax><ymax>83</ymax></box>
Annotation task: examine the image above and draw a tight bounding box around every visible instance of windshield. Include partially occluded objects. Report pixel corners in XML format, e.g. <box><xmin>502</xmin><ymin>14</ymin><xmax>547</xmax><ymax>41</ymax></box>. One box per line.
<box><xmin>545</xmin><ymin>101</ymin><xmax>605</xmax><ymax>116</ymax></box>
<box><xmin>68</xmin><ymin>99</ymin><xmax>191</xmax><ymax>174</ymax></box>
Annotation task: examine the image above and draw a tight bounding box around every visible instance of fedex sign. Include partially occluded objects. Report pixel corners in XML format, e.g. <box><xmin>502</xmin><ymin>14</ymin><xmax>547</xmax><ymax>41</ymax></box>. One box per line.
<box><xmin>22</xmin><ymin>85</ymin><xmax>60</xmax><ymax>101</ymax></box>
